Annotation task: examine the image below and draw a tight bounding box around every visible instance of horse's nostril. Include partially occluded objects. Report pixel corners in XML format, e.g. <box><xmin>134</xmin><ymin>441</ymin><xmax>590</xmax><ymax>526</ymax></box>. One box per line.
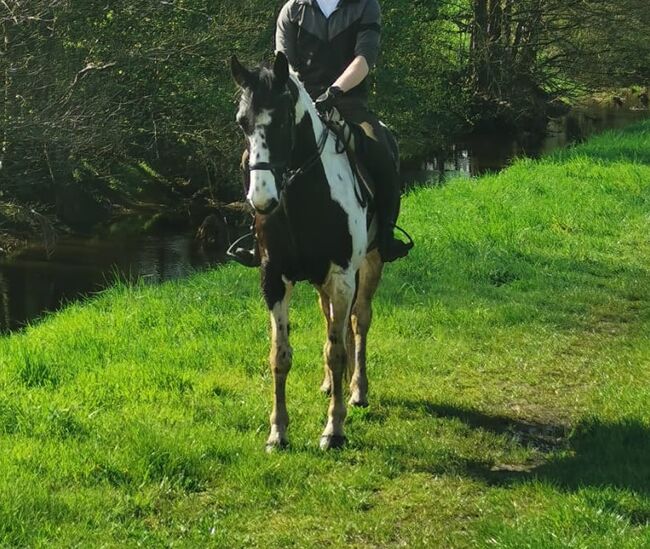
<box><xmin>255</xmin><ymin>197</ymin><xmax>279</xmax><ymax>215</ymax></box>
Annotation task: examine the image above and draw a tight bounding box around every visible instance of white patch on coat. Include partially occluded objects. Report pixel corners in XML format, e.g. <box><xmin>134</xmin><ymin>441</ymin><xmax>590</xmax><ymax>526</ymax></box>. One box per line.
<box><xmin>247</xmin><ymin>109</ymin><xmax>278</xmax><ymax>211</ymax></box>
<box><xmin>255</xmin><ymin>109</ymin><xmax>273</xmax><ymax>127</ymax></box>
<box><xmin>290</xmin><ymin>75</ymin><xmax>368</xmax><ymax>272</ymax></box>
<box><xmin>236</xmin><ymin>92</ymin><xmax>251</xmax><ymax>124</ymax></box>
<box><xmin>290</xmin><ymin>71</ymin><xmax>307</xmax><ymax>123</ymax></box>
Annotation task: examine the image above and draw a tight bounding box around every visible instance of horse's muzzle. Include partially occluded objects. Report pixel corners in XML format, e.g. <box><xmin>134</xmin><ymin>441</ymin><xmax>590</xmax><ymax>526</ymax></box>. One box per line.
<box><xmin>252</xmin><ymin>197</ymin><xmax>279</xmax><ymax>215</ymax></box>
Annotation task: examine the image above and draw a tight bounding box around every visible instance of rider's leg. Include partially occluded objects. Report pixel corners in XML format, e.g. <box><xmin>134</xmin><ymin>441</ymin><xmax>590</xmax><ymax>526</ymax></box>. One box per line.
<box><xmin>359</xmin><ymin>132</ymin><xmax>411</xmax><ymax>262</ymax></box>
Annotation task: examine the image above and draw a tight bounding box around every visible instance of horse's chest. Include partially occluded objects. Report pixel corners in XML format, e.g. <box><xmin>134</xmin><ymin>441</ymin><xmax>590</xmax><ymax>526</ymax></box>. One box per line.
<box><xmin>260</xmin><ymin>181</ymin><xmax>354</xmax><ymax>285</ymax></box>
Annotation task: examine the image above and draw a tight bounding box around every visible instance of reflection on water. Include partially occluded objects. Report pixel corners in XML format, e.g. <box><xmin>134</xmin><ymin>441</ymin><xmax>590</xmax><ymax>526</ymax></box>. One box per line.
<box><xmin>0</xmin><ymin>235</ymin><xmax>227</xmax><ymax>333</ymax></box>
<box><xmin>403</xmin><ymin>104</ymin><xmax>649</xmax><ymax>185</ymax></box>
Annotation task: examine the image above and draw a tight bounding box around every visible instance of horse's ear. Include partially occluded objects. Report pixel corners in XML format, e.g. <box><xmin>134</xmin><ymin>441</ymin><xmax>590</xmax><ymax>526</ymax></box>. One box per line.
<box><xmin>231</xmin><ymin>55</ymin><xmax>252</xmax><ymax>89</ymax></box>
<box><xmin>273</xmin><ymin>51</ymin><xmax>290</xmax><ymax>89</ymax></box>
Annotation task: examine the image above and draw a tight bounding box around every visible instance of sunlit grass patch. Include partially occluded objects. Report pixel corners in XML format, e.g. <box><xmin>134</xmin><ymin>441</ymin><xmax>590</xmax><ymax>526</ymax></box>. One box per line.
<box><xmin>0</xmin><ymin>121</ymin><xmax>649</xmax><ymax>546</ymax></box>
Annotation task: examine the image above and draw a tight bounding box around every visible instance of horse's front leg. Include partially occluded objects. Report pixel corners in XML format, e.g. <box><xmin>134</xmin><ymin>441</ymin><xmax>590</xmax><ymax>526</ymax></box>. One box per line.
<box><xmin>350</xmin><ymin>250</ymin><xmax>383</xmax><ymax>407</ymax></box>
<box><xmin>320</xmin><ymin>270</ymin><xmax>356</xmax><ymax>450</ymax></box>
<box><xmin>264</xmin><ymin>270</ymin><xmax>293</xmax><ymax>452</ymax></box>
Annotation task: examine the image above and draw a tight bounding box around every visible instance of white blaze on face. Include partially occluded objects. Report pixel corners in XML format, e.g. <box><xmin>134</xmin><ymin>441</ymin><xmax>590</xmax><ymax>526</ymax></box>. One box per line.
<box><xmin>247</xmin><ymin>109</ymin><xmax>279</xmax><ymax>211</ymax></box>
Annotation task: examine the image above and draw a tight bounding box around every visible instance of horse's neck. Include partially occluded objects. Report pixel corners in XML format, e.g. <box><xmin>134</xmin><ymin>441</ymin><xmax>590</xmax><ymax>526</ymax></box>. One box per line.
<box><xmin>291</xmin><ymin>77</ymin><xmax>326</xmax><ymax>141</ymax></box>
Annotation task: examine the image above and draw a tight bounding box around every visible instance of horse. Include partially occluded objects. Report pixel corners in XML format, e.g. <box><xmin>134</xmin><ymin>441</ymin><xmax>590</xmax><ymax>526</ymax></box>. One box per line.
<box><xmin>231</xmin><ymin>51</ymin><xmax>385</xmax><ymax>451</ymax></box>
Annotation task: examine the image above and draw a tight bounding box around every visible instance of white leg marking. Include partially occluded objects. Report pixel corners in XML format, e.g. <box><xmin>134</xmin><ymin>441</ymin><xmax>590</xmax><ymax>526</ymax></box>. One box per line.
<box><xmin>267</xmin><ymin>282</ymin><xmax>293</xmax><ymax>451</ymax></box>
<box><xmin>319</xmin><ymin>269</ymin><xmax>356</xmax><ymax>450</ymax></box>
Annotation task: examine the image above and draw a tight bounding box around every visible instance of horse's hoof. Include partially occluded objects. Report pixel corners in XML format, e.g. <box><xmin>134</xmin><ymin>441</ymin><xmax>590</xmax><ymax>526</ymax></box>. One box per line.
<box><xmin>349</xmin><ymin>397</ymin><xmax>369</xmax><ymax>408</ymax></box>
<box><xmin>320</xmin><ymin>383</ymin><xmax>332</xmax><ymax>397</ymax></box>
<box><xmin>319</xmin><ymin>434</ymin><xmax>346</xmax><ymax>450</ymax></box>
<box><xmin>265</xmin><ymin>438</ymin><xmax>289</xmax><ymax>453</ymax></box>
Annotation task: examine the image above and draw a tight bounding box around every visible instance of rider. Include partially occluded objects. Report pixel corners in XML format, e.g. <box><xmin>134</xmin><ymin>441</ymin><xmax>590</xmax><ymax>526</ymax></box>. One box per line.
<box><xmin>233</xmin><ymin>0</ymin><xmax>412</xmax><ymax>265</ymax></box>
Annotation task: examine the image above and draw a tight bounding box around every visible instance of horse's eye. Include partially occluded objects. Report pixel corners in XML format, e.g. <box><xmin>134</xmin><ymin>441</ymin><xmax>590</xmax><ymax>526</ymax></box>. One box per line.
<box><xmin>237</xmin><ymin>115</ymin><xmax>252</xmax><ymax>133</ymax></box>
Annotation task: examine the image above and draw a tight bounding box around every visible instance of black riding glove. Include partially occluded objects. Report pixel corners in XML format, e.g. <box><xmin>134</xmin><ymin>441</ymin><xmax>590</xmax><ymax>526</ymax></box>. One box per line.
<box><xmin>315</xmin><ymin>86</ymin><xmax>343</xmax><ymax>114</ymax></box>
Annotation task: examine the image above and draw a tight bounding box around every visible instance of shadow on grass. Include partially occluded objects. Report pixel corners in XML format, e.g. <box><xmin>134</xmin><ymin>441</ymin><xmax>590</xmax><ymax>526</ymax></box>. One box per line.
<box><xmin>383</xmin><ymin>398</ymin><xmax>650</xmax><ymax>498</ymax></box>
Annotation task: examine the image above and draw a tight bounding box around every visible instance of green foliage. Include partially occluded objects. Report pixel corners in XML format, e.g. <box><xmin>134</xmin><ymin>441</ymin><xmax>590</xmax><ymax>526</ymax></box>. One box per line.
<box><xmin>1</xmin><ymin>0</ymin><xmax>468</xmax><ymax>206</ymax></box>
<box><xmin>561</xmin><ymin>0</ymin><xmax>650</xmax><ymax>90</ymax></box>
<box><xmin>378</xmin><ymin>0</ymin><xmax>470</xmax><ymax>156</ymax></box>
<box><xmin>3</xmin><ymin>0</ymin><xmax>647</xmax><ymax>215</ymax></box>
<box><xmin>0</xmin><ymin>122</ymin><xmax>649</xmax><ymax>546</ymax></box>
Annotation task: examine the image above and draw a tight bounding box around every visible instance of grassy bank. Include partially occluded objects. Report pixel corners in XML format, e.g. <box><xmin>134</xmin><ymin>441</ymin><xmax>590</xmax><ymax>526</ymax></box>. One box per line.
<box><xmin>1</xmin><ymin>122</ymin><xmax>649</xmax><ymax>547</ymax></box>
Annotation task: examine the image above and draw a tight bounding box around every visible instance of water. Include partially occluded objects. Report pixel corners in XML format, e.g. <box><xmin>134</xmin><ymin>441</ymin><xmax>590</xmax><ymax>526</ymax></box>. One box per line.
<box><xmin>1</xmin><ymin>104</ymin><xmax>648</xmax><ymax>333</ymax></box>
<box><xmin>0</xmin><ymin>234</ymin><xmax>228</xmax><ymax>333</ymax></box>
<box><xmin>403</xmin><ymin>104</ymin><xmax>648</xmax><ymax>185</ymax></box>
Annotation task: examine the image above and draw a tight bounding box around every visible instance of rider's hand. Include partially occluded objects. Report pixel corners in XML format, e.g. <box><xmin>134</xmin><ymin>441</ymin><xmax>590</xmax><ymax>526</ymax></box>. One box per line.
<box><xmin>315</xmin><ymin>86</ymin><xmax>343</xmax><ymax>114</ymax></box>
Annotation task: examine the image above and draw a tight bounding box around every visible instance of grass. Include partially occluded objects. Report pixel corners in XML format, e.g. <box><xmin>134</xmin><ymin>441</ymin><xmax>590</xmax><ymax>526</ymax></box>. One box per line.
<box><xmin>1</xmin><ymin>120</ymin><xmax>649</xmax><ymax>547</ymax></box>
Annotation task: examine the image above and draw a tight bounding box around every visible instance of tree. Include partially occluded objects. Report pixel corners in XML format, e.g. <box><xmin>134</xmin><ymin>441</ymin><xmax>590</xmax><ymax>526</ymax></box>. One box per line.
<box><xmin>465</xmin><ymin>0</ymin><xmax>650</xmax><ymax>128</ymax></box>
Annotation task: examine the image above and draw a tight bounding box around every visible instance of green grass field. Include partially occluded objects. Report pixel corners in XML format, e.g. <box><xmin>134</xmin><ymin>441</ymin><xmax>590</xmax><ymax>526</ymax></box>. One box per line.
<box><xmin>1</xmin><ymin>121</ymin><xmax>649</xmax><ymax>547</ymax></box>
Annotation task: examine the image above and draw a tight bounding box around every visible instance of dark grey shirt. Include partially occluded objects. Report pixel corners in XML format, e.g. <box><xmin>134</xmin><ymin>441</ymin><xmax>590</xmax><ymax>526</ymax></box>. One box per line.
<box><xmin>275</xmin><ymin>0</ymin><xmax>381</xmax><ymax>99</ymax></box>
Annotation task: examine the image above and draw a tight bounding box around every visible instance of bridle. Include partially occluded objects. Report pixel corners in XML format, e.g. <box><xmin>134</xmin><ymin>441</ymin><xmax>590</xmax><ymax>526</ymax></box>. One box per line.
<box><xmin>247</xmin><ymin>86</ymin><xmax>330</xmax><ymax>213</ymax></box>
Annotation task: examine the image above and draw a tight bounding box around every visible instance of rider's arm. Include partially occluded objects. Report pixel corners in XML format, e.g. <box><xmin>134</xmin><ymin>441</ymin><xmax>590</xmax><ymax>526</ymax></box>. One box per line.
<box><xmin>275</xmin><ymin>3</ymin><xmax>298</xmax><ymax>68</ymax></box>
<box><xmin>332</xmin><ymin>0</ymin><xmax>381</xmax><ymax>92</ymax></box>
<box><xmin>332</xmin><ymin>56</ymin><xmax>370</xmax><ymax>93</ymax></box>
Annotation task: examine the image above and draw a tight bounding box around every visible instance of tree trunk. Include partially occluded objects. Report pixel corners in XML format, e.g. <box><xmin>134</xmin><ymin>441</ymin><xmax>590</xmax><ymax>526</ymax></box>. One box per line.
<box><xmin>1</xmin><ymin>19</ymin><xmax>9</xmax><ymax>174</ymax></box>
<box><xmin>471</xmin><ymin>0</ymin><xmax>490</xmax><ymax>94</ymax></box>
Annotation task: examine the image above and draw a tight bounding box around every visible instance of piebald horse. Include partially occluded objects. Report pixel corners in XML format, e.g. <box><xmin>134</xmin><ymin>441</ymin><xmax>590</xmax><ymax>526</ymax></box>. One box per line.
<box><xmin>231</xmin><ymin>52</ymin><xmax>384</xmax><ymax>451</ymax></box>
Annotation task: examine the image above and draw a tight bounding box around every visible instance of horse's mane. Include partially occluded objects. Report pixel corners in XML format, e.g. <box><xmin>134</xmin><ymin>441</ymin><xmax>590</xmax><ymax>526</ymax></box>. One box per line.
<box><xmin>287</xmin><ymin>69</ymin><xmax>319</xmax><ymax>125</ymax></box>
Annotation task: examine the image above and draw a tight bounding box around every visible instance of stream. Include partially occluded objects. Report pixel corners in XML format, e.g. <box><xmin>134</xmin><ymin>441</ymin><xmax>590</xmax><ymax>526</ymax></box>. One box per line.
<box><xmin>1</xmin><ymin>103</ymin><xmax>647</xmax><ymax>333</ymax></box>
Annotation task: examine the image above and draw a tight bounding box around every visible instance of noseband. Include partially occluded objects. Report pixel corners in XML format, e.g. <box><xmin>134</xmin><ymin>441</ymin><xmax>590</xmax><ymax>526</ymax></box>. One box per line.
<box><xmin>248</xmin><ymin>161</ymin><xmax>289</xmax><ymax>192</ymax></box>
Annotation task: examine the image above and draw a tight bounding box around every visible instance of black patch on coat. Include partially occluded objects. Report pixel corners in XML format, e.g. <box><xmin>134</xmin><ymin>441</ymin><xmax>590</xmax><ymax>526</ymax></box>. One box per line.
<box><xmin>257</xmin><ymin>113</ymin><xmax>353</xmax><ymax>300</ymax></box>
<box><xmin>237</xmin><ymin>68</ymin><xmax>353</xmax><ymax>310</ymax></box>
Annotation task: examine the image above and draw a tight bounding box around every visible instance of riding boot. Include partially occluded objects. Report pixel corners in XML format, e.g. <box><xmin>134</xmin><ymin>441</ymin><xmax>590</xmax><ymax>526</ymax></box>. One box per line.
<box><xmin>376</xmin><ymin>187</ymin><xmax>413</xmax><ymax>263</ymax></box>
<box><xmin>366</xmin><ymin>142</ymin><xmax>413</xmax><ymax>263</ymax></box>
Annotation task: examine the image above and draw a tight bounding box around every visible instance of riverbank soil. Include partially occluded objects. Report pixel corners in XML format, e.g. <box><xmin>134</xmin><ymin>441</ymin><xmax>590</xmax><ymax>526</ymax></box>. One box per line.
<box><xmin>0</xmin><ymin>122</ymin><xmax>649</xmax><ymax>546</ymax></box>
<box><xmin>0</xmin><ymin>167</ymin><xmax>251</xmax><ymax>259</ymax></box>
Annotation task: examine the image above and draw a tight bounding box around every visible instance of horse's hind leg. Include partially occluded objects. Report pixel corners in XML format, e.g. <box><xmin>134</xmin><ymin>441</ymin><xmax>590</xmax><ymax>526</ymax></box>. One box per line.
<box><xmin>266</xmin><ymin>279</ymin><xmax>293</xmax><ymax>452</ymax></box>
<box><xmin>317</xmin><ymin>289</ymin><xmax>332</xmax><ymax>395</ymax></box>
<box><xmin>320</xmin><ymin>270</ymin><xmax>356</xmax><ymax>450</ymax></box>
<box><xmin>349</xmin><ymin>249</ymin><xmax>383</xmax><ymax>407</ymax></box>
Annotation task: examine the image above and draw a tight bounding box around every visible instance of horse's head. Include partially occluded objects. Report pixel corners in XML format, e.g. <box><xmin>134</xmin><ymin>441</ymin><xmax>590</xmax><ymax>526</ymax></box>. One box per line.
<box><xmin>231</xmin><ymin>52</ymin><xmax>298</xmax><ymax>214</ymax></box>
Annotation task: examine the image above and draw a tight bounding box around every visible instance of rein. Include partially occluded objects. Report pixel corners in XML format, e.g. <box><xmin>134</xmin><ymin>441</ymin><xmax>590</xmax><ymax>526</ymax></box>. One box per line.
<box><xmin>282</xmin><ymin>123</ymin><xmax>329</xmax><ymax>188</ymax></box>
<box><xmin>245</xmin><ymin>103</ymin><xmax>330</xmax><ymax>274</ymax></box>
<box><xmin>321</xmin><ymin>116</ymin><xmax>373</xmax><ymax>209</ymax></box>
<box><xmin>248</xmin><ymin>122</ymin><xmax>329</xmax><ymax>192</ymax></box>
